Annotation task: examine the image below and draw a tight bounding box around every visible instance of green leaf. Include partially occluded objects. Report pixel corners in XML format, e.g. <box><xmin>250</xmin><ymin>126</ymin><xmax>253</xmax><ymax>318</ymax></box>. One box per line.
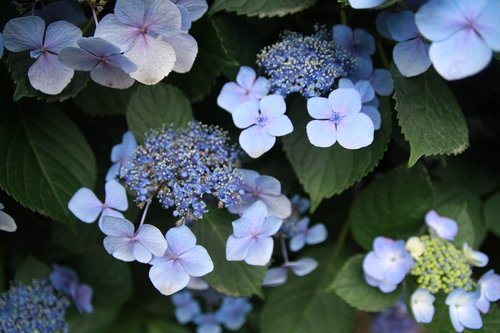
<box><xmin>485</xmin><ymin>192</ymin><xmax>500</xmax><ymax>238</ymax></box>
<box><xmin>7</xmin><ymin>52</ymin><xmax>89</xmax><ymax>102</ymax></box>
<box><xmin>436</xmin><ymin>201</ymin><xmax>476</xmax><ymax>248</ymax></box>
<box><xmin>147</xmin><ymin>320</ymin><xmax>191</xmax><ymax>333</ymax></box>
<box><xmin>126</xmin><ymin>83</ymin><xmax>193</xmax><ymax>141</ymax></box>
<box><xmin>0</xmin><ymin>107</ymin><xmax>97</xmax><ymax>227</ymax></box>
<box><xmin>191</xmin><ymin>209</ymin><xmax>266</xmax><ymax>297</ymax></box>
<box><xmin>210</xmin><ymin>0</ymin><xmax>319</xmax><ymax>18</ymax></box>
<box><xmin>14</xmin><ymin>256</ymin><xmax>50</xmax><ymax>283</ymax></box>
<box><xmin>392</xmin><ymin>67</ymin><xmax>469</xmax><ymax>167</ymax></box>
<box><xmin>282</xmin><ymin>96</ymin><xmax>392</xmax><ymax>211</ymax></box>
<box><xmin>260</xmin><ymin>248</ymin><xmax>356</xmax><ymax>333</ymax></box>
<box><xmin>350</xmin><ymin>164</ymin><xmax>434</xmax><ymax>250</ymax></box>
<box><xmin>328</xmin><ymin>254</ymin><xmax>401</xmax><ymax>312</ymax></box>
<box><xmin>67</xmin><ymin>307</ymin><xmax>118</xmax><ymax>333</ymax></box>
<box><xmin>74</xmin><ymin>82</ymin><xmax>136</xmax><ymax>117</ymax></box>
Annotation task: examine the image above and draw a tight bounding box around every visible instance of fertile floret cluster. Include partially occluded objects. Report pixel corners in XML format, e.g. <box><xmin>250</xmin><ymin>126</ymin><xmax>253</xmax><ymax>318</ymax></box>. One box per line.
<box><xmin>0</xmin><ymin>279</ymin><xmax>70</xmax><ymax>333</ymax></box>
<box><xmin>120</xmin><ymin>122</ymin><xmax>243</xmax><ymax>220</ymax></box>
<box><xmin>257</xmin><ymin>27</ymin><xmax>355</xmax><ymax>98</ymax></box>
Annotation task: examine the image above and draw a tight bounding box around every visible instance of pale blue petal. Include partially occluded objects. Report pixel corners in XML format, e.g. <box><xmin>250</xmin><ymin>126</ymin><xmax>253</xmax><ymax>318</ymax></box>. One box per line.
<box><xmin>255</xmin><ymin>175</ymin><xmax>281</xmax><ymax>195</ymax></box>
<box><xmin>250</xmin><ymin>77</ymin><xmax>269</xmax><ymax>99</ymax></box>
<box><xmin>100</xmin><ymin>216</ymin><xmax>134</xmax><ymax>237</ymax></box>
<box><xmin>103</xmin><ymin>236</ymin><xmax>135</xmax><ymax>261</ymax></box>
<box><xmin>262</xmin><ymin>267</ymin><xmax>288</xmax><ymax>287</ymax></box>
<box><xmin>338</xmin><ymin>78</ymin><xmax>355</xmax><ymax>89</ymax></box>
<box><xmin>240</xmin><ymin>169</ymin><xmax>260</xmax><ymax>191</ymax></box>
<box><xmin>3</xmin><ymin>16</ymin><xmax>45</xmax><ymax>52</ymax></box>
<box><xmin>306</xmin><ymin>120</ymin><xmax>336</xmax><ymax>148</ymax></box>
<box><xmin>376</xmin><ymin>11</ymin><xmax>393</xmax><ymax>39</ymax></box>
<box><xmin>0</xmin><ymin>210</ymin><xmax>16</xmax><ymax>232</ymax></box>
<box><xmin>217</xmin><ymin>82</ymin><xmax>251</xmax><ymax>113</ymax></box>
<box><xmin>114</xmin><ymin>0</ymin><xmax>145</xmax><ymax>27</ymax></box>
<box><xmin>463</xmin><ymin>243</ymin><xmax>489</xmax><ymax>267</ymax></box>
<box><xmin>136</xmin><ymin>224</ymin><xmax>168</xmax><ymax>257</ymax></box>
<box><xmin>240</xmin><ymin>200</ymin><xmax>268</xmax><ymax>224</ymax></box>
<box><xmin>177</xmin><ymin>5</ymin><xmax>192</xmax><ymax>31</ymax></box>
<box><xmin>197</xmin><ymin>323</ymin><xmax>221</xmax><ymax>333</ymax></box>
<box><xmin>265</xmin><ymin>115</ymin><xmax>293</xmax><ymax>137</ymax></box>
<box><xmin>0</xmin><ymin>33</ymin><xmax>3</xmax><ymax>59</ymax></box>
<box><xmin>393</xmin><ymin>38</ymin><xmax>431</xmax><ymax>77</ymax></box>
<box><xmin>72</xmin><ymin>284</ymin><xmax>93</xmax><ymax>313</ymax></box>
<box><xmin>307</xmin><ymin>97</ymin><xmax>332</xmax><ymax>120</ymax></box>
<box><xmin>260</xmin><ymin>94</ymin><xmax>286</xmax><ymax>118</ymax></box>
<box><xmin>143</xmin><ymin>0</ymin><xmax>182</xmax><ymax>37</ymax></box>
<box><xmin>449</xmin><ymin>306</ymin><xmax>464</xmax><ymax>333</ymax></box>
<box><xmin>186</xmin><ymin>276</ymin><xmax>209</xmax><ymax>290</ymax></box>
<box><xmin>258</xmin><ymin>216</ymin><xmax>283</xmax><ymax>237</ymax></box>
<box><xmin>149</xmin><ymin>259</ymin><xmax>190</xmax><ymax>295</ymax></box>
<box><xmin>411</xmin><ymin>288</ymin><xmax>435</xmax><ymax>323</ymax></box>
<box><xmin>378</xmin><ymin>279</ymin><xmax>398</xmax><ymax>293</ymax></box>
<box><xmin>163</xmin><ymin>32</ymin><xmax>198</xmax><ymax>73</ymax></box>
<box><xmin>94</xmin><ymin>14</ymin><xmax>139</xmax><ymax>52</ymax></box>
<box><xmin>179</xmin><ymin>245</ymin><xmax>214</xmax><ymax>276</ymax></box>
<box><xmin>167</xmin><ymin>225</ymin><xmax>197</xmax><ymax>255</ymax></box>
<box><xmin>105</xmin><ymin>53</ymin><xmax>137</xmax><ymax>73</ymax></box>
<box><xmin>78</xmin><ymin>37</ymin><xmax>121</xmax><ymax>57</ymax></box>
<box><xmin>100</xmin><ymin>208</ymin><xmax>125</xmax><ymax>227</ymax></box>
<box><xmin>337</xmin><ymin>113</ymin><xmax>374</xmax><ymax>149</ymax></box>
<box><xmin>476</xmin><ymin>2</ymin><xmax>500</xmax><ymax>51</ymax></box>
<box><xmin>351</xmin><ymin>56</ymin><xmax>373</xmax><ymax>80</ymax></box>
<box><xmin>239</xmin><ymin>125</ymin><xmax>276</xmax><ymax>158</ymax></box>
<box><xmin>425</xmin><ymin>210</ymin><xmax>458</xmax><ymax>241</ymax></box>
<box><xmin>348</xmin><ymin>0</ymin><xmax>385</xmax><ymax>9</ymax></box>
<box><xmin>290</xmin><ymin>234</ymin><xmax>306</xmax><ymax>252</ymax></box>
<box><xmin>373</xmin><ymin>237</ymin><xmax>395</xmax><ymax>257</ymax></box>
<box><xmin>260</xmin><ymin>194</ymin><xmax>291</xmax><ymax>219</ymax></box>
<box><xmin>384</xmin><ymin>260</ymin><xmax>410</xmax><ymax>284</ymax></box>
<box><xmin>28</xmin><ymin>53</ymin><xmax>74</xmax><ymax>95</ymax></box>
<box><xmin>361</xmin><ymin>106</ymin><xmax>381</xmax><ymax>130</ymax></box>
<box><xmin>50</xmin><ymin>265</ymin><xmax>79</xmax><ymax>295</ymax></box>
<box><xmin>328</xmin><ymin>88</ymin><xmax>362</xmax><ymax>116</ymax></box>
<box><xmin>363</xmin><ymin>252</ymin><xmax>385</xmax><ymax>280</ymax></box>
<box><xmin>43</xmin><ymin>20</ymin><xmax>81</xmax><ymax>53</ymax></box>
<box><xmin>91</xmin><ymin>62</ymin><xmax>136</xmax><ymax>89</ymax></box>
<box><xmin>104</xmin><ymin>180</ymin><xmax>128</xmax><ymax>211</ymax></box>
<box><xmin>355</xmin><ymin>80</ymin><xmax>375</xmax><ymax>103</ymax></box>
<box><xmin>245</xmin><ymin>236</ymin><xmax>273</xmax><ymax>266</ymax></box>
<box><xmin>175</xmin><ymin>300</ymin><xmax>200</xmax><ymax>323</ymax></box>
<box><xmin>236</xmin><ymin>66</ymin><xmax>257</xmax><ymax>90</ymax></box>
<box><xmin>58</xmin><ymin>47</ymin><xmax>98</xmax><ymax>71</ymax></box>
<box><xmin>415</xmin><ymin>0</ymin><xmax>464</xmax><ymax>42</ymax></box>
<box><xmin>370</xmin><ymin>69</ymin><xmax>394</xmax><ymax>96</ymax></box>
<box><xmin>176</xmin><ymin>0</ymin><xmax>208</xmax><ymax>21</ymax></box>
<box><xmin>306</xmin><ymin>223</ymin><xmax>328</xmax><ymax>245</ymax></box>
<box><xmin>288</xmin><ymin>258</ymin><xmax>318</xmax><ymax>276</ymax></box>
<box><xmin>232</xmin><ymin>100</ymin><xmax>259</xmax><ymax>129</ymax></box>
<box><xmin>68</xmin><ymin>188</ymin><xmax>103</xmax><ymax>223</ymax></box>
<box><xmin>133</xmin><ymin>242</ymin><xmax>154</xmax><ymax>263</ymax></box>
<box><xmin>226</xmin><ymin>235</ymin><xmax>251</xmax><ymax>261</ymax></box>
<box><xmin>354</xmin><ymin>28</ymin><xmax>376</xmax><ymax>56</ymax></box>
<box><xmin>480</xmin><ymin>270</ymin><xmax>500</xmax><ymax>303</ymax></box>
<box><xmin>458</xmin><ymin>300</ymin><xmax>483</xmax><ymax>329</ymax></box>
<box><xmin>332</xmin><ymin>25</ymin><xmax>353</xmax><ymax>52</ymax></box>
<box><xmin>387</xmin><ymin>11</ymin><xmax>419</xmax><ymax>42</ymax></box>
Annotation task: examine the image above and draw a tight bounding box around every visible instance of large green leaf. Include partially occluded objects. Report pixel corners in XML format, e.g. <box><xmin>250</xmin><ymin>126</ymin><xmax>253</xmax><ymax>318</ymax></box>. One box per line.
<box><xmin>260</xmin><ymin>248</ymin><xmax>355</xmax><ymax>333</ymax></box>
<box><xmin>0</xmin><ymin>108</ymin><xmax>97</xmax><ymax>227</ymax></box>
<box><xmin>14</xmin><ymin>256</ymin><xmax>51</xmax><ymax>283</ymax></box>
<box><xmin>210</xmin><ymin>0</ymin><xmax>319</xmax><ymax>18</ymax></box>
<box><xmin>126</xmin><ymin>83</ymin><xmax>193</xmax><ymax>141</ymax></box>
<box><xmin>392</xmin><ymin>67</ymin><xmax>469</xmax><ymax>167</ymax></box>
<box><xmin>283</xmin><ymin>96</ymin><xmax>392</xmax><ymax>211</ymax></box>
<box><xmin>485</xmin><ymin>192</ymin><xmax>500</xmax><ymax>238</ymax></box>
<box><xmin>191</xmin><ymin>209</ymin><xmax>266</xmax><ymax>297</ymax></box>
<box><xmin>328</xmin><ymin>254</ymin><xmax>401</xmax><ymax>312</ymax></box>
<box><xmin>74</xmin><ymin>82</ymin><xmax>136</xmax><ymax>117</ymax></box>
<box><xmin>350</xmin><ymin>164</ymin><xmax>434</xmax><ymax>250</ymax></box>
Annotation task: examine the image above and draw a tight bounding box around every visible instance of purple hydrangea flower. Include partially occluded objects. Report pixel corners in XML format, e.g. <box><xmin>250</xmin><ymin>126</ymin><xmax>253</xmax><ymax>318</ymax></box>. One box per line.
<box><xmin>226</xmin><ymin>201</ymin><xmax>283</xmax><ymax>266</ymax></box>
<box><xmin>101</xmin><ymin>216</ymin><xmax>167</xmax><ymax>263</ymax></box>
<box><xmin>262</xmin><ymin>258</ymin><xmax>318</xmax><ymax>287</ymax></box>
<box><xmin>0</xmin><ymin>203</ymin><xmax>16</xmax><ymax>233</ymax></box>
<box><xmin>289</xmin><ymin>218</ymin><xmax>327</xmax><ymax>252</ymax></box>
<box><xmin>149</xmin><ymin>226</ymin><xmax>213</xmax><ymax>296</ymax></box>
<box><xmin>194</xmin><ymin>313</ymin><xmax>221</xmax><ymax>333</ymax></box>
<box><xmin>172</xmin><ymin>290</ymin><xmax>201</xmax><ymax>324</ymax></box>
<box><xmin>3</xmin><ymin>16</ymin><xmax>81</xmax><ymax>95</ymax></box>
<box><xmin>217</xmin><ymin>66</ymin><xmax>269</xmax><ymax>113</ymax></box>
<box><xmin>476</xmin><ymin>270</ymin><xmax>500</xmax><ymax>314</ymax></box>
<box><xmin>338</xmin><ymin>78</ymin><xmax>381</xmax><ymax>130</ymax></box>
<box><xmin>68</xmin><ymin>180</ymin><xmax>128</xmax><ymax>226</ymax></box>
<box><xmin>446</xmin><ymin>289</ymin><xmax>483</xmax><ymax>332</ymax></box>
<box><xmin>58</xmin><ymin>37</ymin><xmax>137</xmax><ymax>89</ymax></box>
<box><xmin>425</xmin><ymin>210</ymin><xmax>458</xmax><ymax>241</ymax></box>
<box><xmin>49</xmin><ymin>264</ymin><xmax>93</xmax><ymax>314</ymax></box>
<box><xmin>227</xmin><ymin>169</ymin><xmax>292</xmax><ymax>219</ymax></box>
<box><xmin>332</xmin><ymin>24</ymin><xmax>375</xmax><ymax>62</ymax></box>
<box><xmin>410</xmin><ymin>288</ymin><xmax>435</xmax><ymax>324</ymax></box>
<box><xmin>462</xmin><ymin>243</ymin><xmax>489</xmax><ymax>267</ymax></box>
<box><xmin>234</xmin><ymin>94</ymin><xmax>293</xmax><ymax>158</ymax></box>
<box><xmin>306</xmin><ymin>88</ymin><xmax>374</xmax><ymax>149</ymax></box>
<box><xmin>386</xmin><ymin>11</ymin><xmax>431</xmax><ymax>77</ymax></box>
<box><xmin>106</xmin><ymin>131</ymin><xmax>138</xmax><ymax>181</ymax></box>
<box><xmin>415</xmin><ymin>0</ymin><xmax>500</xmax><ymax>80</ymax></box>
<box><xmin>348</xmin><ymin>0</ymin><xmax>385</xmax><ymax>9</ymax></box>
<box><xmin>363</xmin><ymin>237</ymin><xmax>414</xmax><ymax>293</ymax></box>
<box><xmin>216</xmin><ymin>297</ymin><xmax>252</xmax><ymax>330</ymax></box>
<box><xmin>170</xmin><ymin>0</ymin><xmax>208</xmax><ymax>31</ymax></box>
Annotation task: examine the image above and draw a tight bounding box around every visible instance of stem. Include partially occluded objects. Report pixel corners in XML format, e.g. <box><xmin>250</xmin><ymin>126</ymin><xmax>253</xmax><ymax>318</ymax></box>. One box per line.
<box><xmin>377</xmin><ymin>40</ymin><xmax>390</xmax><ymax>69</ymax></box>
<box><xmin>82</xmin><ymin>16</ymin><xmax>95</xmax><ymax>35</ymax></box>
<box><xmin>139</xmin><ymin>201</ymin><xmax>151</xmax><ymax>226</ymax></box>
<box><xmin>340</xmin><ymin>8</ymin><xmax>348</xmax><ymax>25</ymax></box>
<box><xmin>91</xmin><ymin>6</ymin><xmax>99</xmax><ymax>26</ymax></box>
<box><xmin>280</xmin><ymin>236</ymin><xmax>289</xmax><ymax>264</ymax></box>
<box><xmin>329</xmin><ymin>219</ymin><xmax>351</xmax><ymax>270</ymax></box>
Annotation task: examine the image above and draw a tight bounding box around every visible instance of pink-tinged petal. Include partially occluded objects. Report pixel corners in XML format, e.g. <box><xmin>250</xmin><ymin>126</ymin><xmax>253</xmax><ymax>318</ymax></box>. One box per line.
<box><xmin>259</xmin><ymin>194</ymin><xmax>291</xmax><ymax>219</ymax></box>
<box><xmin>166</xmin><ymin>225</ymin><xmax>197</xmax><ymax>255</ymax></box>
<box><xmin>3</xmin><ymin>16</ymin><xmax>45</xmax><ymax>52</ymax></box>
<box><xmin>245</xmin><ymin>237</ymin><xmax>274</xmax><ymax>266</ymax></box>
<box><xmin>100</xmin><ymin>216</ymin><xmax>135</xmax><ymax>237</ymax></box>
<box><xmin>72</xmin><ymin>284</ymin><xmax>93</xmax><ymax>313</ymax></box>
<box><xmin>476</xmin><ymin>2</ymin><xmax>500</xmax><ymax>51</ymax></box>
<box><xmin>249</xmin><ymin>77</ymin><xmax>269</xmax><ymax>99</ymax></box>
<box><xmin>125</xmin><ymin>34</ymin><xmax>176</xmax><ymax>84</ymax></box>
<box><xmin>94</xmin><ymin>15</ymin><xmax>140</xmax><ymax>52</ymax></box>
<box><xmin>135</xmin><ymin>224</ymin><xmax>168</xmax><ymax>257</ymax></box>
<box><xmin>239</xmin><ymin>125</ymin><xmax>276</xmax><ymax>158</ymax></box>
<box><xmin>232</xmin><ymin>100</ymin><xmax>259</xmax><ymax>129</ymax></box>
<box><xmin>332</xmin><ymin>25</ymin><xmax>353</xmax><ymax>51</ymax></box>
<box><xmin>104</xmin><ymin>180</ymin><xmax>128</xmax><ymax>211</ymax></box>
<box><xmin>328</xmin><ymin>88</ymin><xmax>362</xmax><ymax>116</ymax></box>
<box><xmin>176</xmin><ymin>0</ymin><xmax>208</xmax><ymax>21</ymax></box>
<box><xmin>306</xmin><ymin>223</ymin><xmax>328</xmax><ymax>244</ymax></box>
<box><xmin>217</xmin><ymin>82</ymin><xmax>251</xmax><ymax>113</ymax></box>
<box><xmin>393</xmin><ymin>38</ymin><xmax>431</xmax><ymax>77</ymax></box>
<box><xmin>260</xmin><ymin>94</ymin><xmax>286</xmax><ymax>118</ymax></box>
<box><xmin>262</xmin><ymin>267</ymin><xmax>288</xmax><ymax>287</ymax></box>
<box><xmin>355</xmin><ymin>80</ymin><xmax>375</xmax><ymax>103</ymax></box>
<box><xmin>236</xmin><ymin>66</ymin><xmax>257</xmax><ymax>90</ymax></box>
<box><xmin>259</xmin><ymin>216</ymin><xmax>283</xmax><ymax>237</ymax></box>
<box><xmin>114</xmin><ymin>0</ymin><xmax>145</xmax><ymax>27</ymax></box>
<box><xmin>425</xmin><ymin>210</ymin><xmax>458</xmax><ymax>241</ymax></box>
<box><xmin>266</xmin><ymin>115</ymin><xmax>293</xmax><ymax>137</ymax></box>
<box><xmin>133</xmin><ymin>242</ymin><xmax>154</xmax><ymax>263</ymax></box>
<box><xmin>143</xmin><ymin>0</ymin><xmax>182</xmax><ymax>37</ymax></box>
<box><xmin>241</xmin><ymin>200</ymin><xmax>268</xmax><ymax>223</ymax></box>
<box><xmin>68</xmin><ymin>188</ymin><xmax>103</xmax><ymax>223</ymax></box>
<box><xmin>306</xmin><ymin>120</ymin><xmax>337</xmax><ymax>148</ymax></box>
<box><xmin>226</xmin><ymin>235</ymin><xmax>251</xmax><ymax>261</ymax></box>
<box><xmin>162</xmin><ymin>32</ymin><xmax>198</xmax><ymax>73</ymax></box>
<box><xmin>90</xmin><ymin>63</ymin><xmax>135</xmax><ymax>89</ymax></box>
<box><xmin>290</xmin><ymin>234</ymin><xmax>306</xmax><ymax>252</ymax></box>
<box><xmin>28</xmin><ymin>53</ymin><xmax>74</xmax><ymax>95</ymax></box>
<box><xmin>255</xmin><ymin>175</ymin><xmax>281</xmax><ymax>196</ymax></box>
<box><xmin>361</xmin><ymin>105</ymin><xmax>381</xmax><ymax>130</ymax></box>
<box><xmin>103</xmin><ymin>236</ymin><xmax>135</xmax><ymax>261</ymax></box>
<box><xmin>336</xmin><ymin>113</ymin><xmax>374</xmax><ymax>149</ymax></box>
<box><xmin>58</xmin><ymin>47</ymin><xmax>98</xmax><ymax>70</ymax></box>
<box><xmin>44</xmin><ymin>20</ymin><xmax>81</xmax><ymax>53</ymax></box>
<box><xmin>149</xmin><ymin>259</ymin><xmax>190</xmax><ymax>295</ymax></box>
<box><xmin>106</xmin><ymin>53</ymin><xmax>137</xmax><ymax>73</ymax></box>
<box><xmin>307</xmin><ymin>97</ymin><xmax>332</xmax><ymax>120</ymax></box>
<box><xmin>386</xmin><ymin>11</ymin><xmax>419</xmax><ymax>42</ymax></box>
<box><xmin>0</xmin><ymin>211</ymin><xmax>16</xmax><ymax>233</ymax></box>
<box><xmin>288</xmin><ymin>258</ymin><xmax>318</xmax><ymax>276</ymax></box>
<box><xmin>429</xmin><ymin>29</ymin><xmax>492</xmax><ymax>80</ymax></box>
<box><xmin>415</xmin><ymin>0</ymin><xmax>465</xmax><ymax>42</ymax></box>
<box><xmin>179</xmin><ymin>245</ymin><xmax>214</xmax><ymax>276</ymax></box>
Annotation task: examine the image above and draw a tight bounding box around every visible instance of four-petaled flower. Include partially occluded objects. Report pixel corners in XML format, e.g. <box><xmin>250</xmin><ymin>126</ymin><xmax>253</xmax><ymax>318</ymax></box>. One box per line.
<box><xmin>216</xmin><ymin>297</ymin><xmax>253</xmax><ymax>330</ymax></box>
<box><xmin>446</xmin><ymin>289</ymin><xmax>483</xmax><ymax>332</ymax></box>
<box><xmin>194</xmin><ymin>313</ymin><xmax>221</xmax><ymax>333</ymax></box>
<box><xmin>289</xmin><ymin>217</ymin><xmax>327</xmax><ymax>252</ymax></box>
<box><xmin>171</xmin><ymin>290</ymin><xmax>201</xmax><ymax>324</ymax></box>
<box><xmin>332</xmin><ymin>24</ymin><xmax>375</xmax><ymax>61</ymax></box>
<box><xmin>425</xmin><ymin>210</ymin><xmax>458</xmax><ymax>241</ymax></box>
<box><xmin>476</xmin><ymin>270</ymin><xmax>500</xmax><ymax>314</ymax></box>
<box><xmin>410</xmin><ymin>288</ymin><xmax>435</xmax><ymax>324</ymax></box>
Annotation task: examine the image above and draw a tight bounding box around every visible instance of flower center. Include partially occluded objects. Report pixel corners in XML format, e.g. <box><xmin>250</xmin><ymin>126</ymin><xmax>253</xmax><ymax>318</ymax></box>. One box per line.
<box><xmin>256</xmin><ymin>114</ymin><xmax>268</xmax><ymax>126</ymax></box>
<box><xmin>330</xmin><ymin>112</ymin><xmax>344</xmax><ymax>124</ymax></box>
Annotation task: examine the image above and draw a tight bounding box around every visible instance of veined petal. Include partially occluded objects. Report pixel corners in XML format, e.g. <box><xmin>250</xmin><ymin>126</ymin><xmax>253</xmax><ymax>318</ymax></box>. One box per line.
<box><xmin>306</xmin><ymin>223</ymin><xmax>328</xmax><ymax>244</ymax></box>
<box><xmin>176</xmin><ymin>0</ymin><xmax>208</xmax><ymax>21</ymax></box>
<box><xmin>393</xmin><ymin>38</ymin><xmax>431</xmax><ymax>77</ymax></box>
<box><xmin>332</xmin><ymin>24</ymin><xmax>353</xmax><ymax>52</ymax></box>
<box><xmin>290</xmin><ymin>234</ymin><xmax>306</xmax><ymax>252</ymax></box>
<box><xmin>3</xmin><ymin>16</ymin><xmax>45</xmax><ymax>52</ymax></box>
<box><xmin>114</xmin><ymin>0</ymin><xmax>145</xmax><ymax>27</ymax></box>
<box><xmin>58</xmin><ymin>47</ymin><xmax>98</xmax><ymax>71</ymax></box>
<box><xmin>232</xmin><ymin>100</ymin><xmax>259</xmax><ymax>129</ymax></box>
<box><xmin>179</xmin><ymin>245</ymin><xmax>214</xmax><ymax>276</ymax></box>
<box><xmin>307</xmin><ymin>97</ymin><xmax>332</xmax><ymax>120</ymax></box>
<box><xmin>245</xmin><ymin>237</ymin><xmax>273</xmax><ymax>266</ymax></box>
<box><xmin>259</xmin><ymin>193</ymin><xmax>291</xmax><ymax>219</ymax></box>
<box><xmin>68</xmin><ymin>187</ymin><xmax>103</xmax><ymax>223</ymax></box>
<box><xmin>288</xmin><ymin>258</ymin><xmax>318</xmax><ymax>276</ymax></box>
<box><xmin>265</xmin><ymin>115</ymin><xmax>293</xmax><ymax>137</ymax></box>
<box><xmin>369</xmin><ymin>69</ymin><xmax>394</xmax><ymax>96</ymax></box>
<box><xmin>250</xmin><ymin>77</ymin><xmax>269</xmax><ymax>99</ymax></box>
<box><xmin>415</xmin><ymin>0</ymin><xmax>465</xmax><ymax>42</ymax></box>
<box><xmin>162</xmin><ymin>32</ymin><xmax>198</xmax><ymax>73</ymax></box>
<box><xmin>166</xmin><ymin>225</ymin><xmax>197</xmax><ymax>255</ymax></box>
<box><xmin>354</xmin><ymin>28</ymin><xmax>375</xmax><ymax>56</ymax></box>
<box><xmin>149</xmin><ymin>259</ymin><xmax>190</xmax><ymax>295</ymax></box>
<box><xmin>94</xmin><ymin>14</ymin><xmax>140</xmax><ymax>53</ymax></box>
<box><xmin>361</xmin><ymin>105</ymin><xmax>381</xmax><ymax>130</ymax></box>
<box><xmin>28</xmin><ymin>53</ymin><xmax>74</xmax><ymax>95</ymax></box>
<box><xmin>411</xmin><ymin>288</ymin><xmax>435</xmax><ymax>323</ymax></box>
<box><xmin>241</xmin><ymin>200</ymin><xmax>268</xmax><ymax>222</ymax></box>
<box><xmin>476</xmin><ymin>2</ymin><xmax>500</xmax><ymax>51</ymax></box>
<box><xmin>103</xmin><ymin>236</ymin><xmax>135</xmax><ymax>261</ymax></box>
<box><xmin>258</xmin><ymin>216</ymin><xmax>283</xmax><ymax>237</ymax></box>
<box><xmin>104</xmin><ymin>180</ymin><xmax>128</xmax><ymax>211</ymax></box>
<box><xmin>260</xmin><ymin>94</ymin><xmax>286</xmax><ymax>118</ymax></box>
<box><xmin>354</xmin><ymin>80</ymin><xmax>375</xmax><ymax>103</ymax></box>
<box><xmin>236</xmin><ymin>66</ymin><xmax>257</xmax><ymax>90</ymax></box>
<box><xmin>43</xmin><ymin>20</ymin><xmax>81</xmax><ymax>53</ymax></box>
<box><xmin>100</xmin><ymin>216</ymin><xmax>135</xmax><ymax>237</ymax></box>
<box><xmin>226</xmin><ymin>235</ymin><xmax>251</xmax><ymax>261</ymax></box>
<box><xmin>106</xmin><ymin>53</ymin><xmax>137</xmax><ymax>73</ymax></box>
<box><xmin>217</xmin><ymin>82</ymin><xmax>252</xmax><ymax>113</ymax></box>
<box><xmin>239</xmin><ymin>125</ymin><xmax>276</xmax><ymax>158</ymax></box>
<box><xmin>255</xmin><ymin>175</ymin><xmax>281</xmax><ymax>196</ymax></box>
<box><xmin>143</xmin><ymin>0</ymin><xmax>182</xmax><ymax>37</ymax></box>
<box><xmin>91</xmin><ymin>63</ymin><xmax>136</xmax><ymax>89</ymax></box>
<box><xmin>328</xmin><ymin>88</ymin><xmax>362</xmax><ymax>116</ymax></box>
<box><xmin>78</xmin><ymin>37</ymin><xmax>121</xmax><ymax>57</ymax></box>
<box><xmin>135</xmin><ymin>224</ymin><xmax>168</xmax><ymax>257</ymax></box>
<box><xmin>133</xmin><ymin>242</ymin><xmax>154</xmax><ymax>263</ymax></box>
<box><xmin>306</xmin><ymin>120</ymin><xmax>337</xmax><ymax>148</ymax></box>
<box><xmin>262</xmin><ymin>267</ymin><xmax>288</xmax><ymax>287</ymax></box>
<box><xmin>386</xmin><ymin>11</ymin><xmax>419</xmax><ymax>42</ymax></box>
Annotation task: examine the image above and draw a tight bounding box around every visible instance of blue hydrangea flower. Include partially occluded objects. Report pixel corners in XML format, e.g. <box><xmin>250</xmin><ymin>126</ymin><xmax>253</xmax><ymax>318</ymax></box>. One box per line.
<box><xmin>226</xmin><ymin>201</ymin><xmax>283</xmax><ymax>266</ymax></box>
<box><xmin>68</xmin><ymin>180</ymin><xmax>128</xmax><ymax>225</ymax></box>
<box><xmin>306</xmin><ymin>88</ymin><xmax>375</xmax><ymax>149</ymax></box>
<box><xmin>172</xmin><ymin>290</ymin><xmax>201</xmax><ymax>324</ymax></box>
<box><xmin>262</xmin><ymin>258</ymin><xmax>318</xmax><ymax>287</ymax></box>
<box><xmin>217</xmin><ymin>66</ymin><xmax>269</xmax><ymax>113</ymax></box>
<box><xmin>257</xmin><ymin>27</ymin><xmax>354</xmax><ymax>98</ymax></box>
<box><xmin>149</xmin><ymin>226</ymin><xmax>213</xmax><ymax>296</ymax></box>
<box><xmin>0</xmin><ymin>202</ymin><xmax>16</xmax><ymax>232</ymax></box>
<box><xmin>446</xmin><ymin>289</ymin><xmax>483</xmax><ymax>332</ymax></box>
<box><xmin>415</xmin><ymin>0</ymin><xmax>500</xmax><ymax>80</ymax></box>
<box><xmin>289</xmin><ymin>217</ymin><xmax>327</xmax><ymax>252</ymax></box>
<box><xmin>49</xmin><ymin>264</ymin><xmax>94</xmax><ymax>314</ymax></box>
<box><xmin>101</xmin><ymin>216</ymin><xmax>167</xmax><ymax>263</ymax></box>
<box><xmin>58</xmin><ymin>37</ymin><xmax>137</xmax><ymax>89</ymax></box>
<box><xmin>425</xmin><ymin>210</ymin><xmax>458</xmax><ymax>241</ymax></box>
<box><xmin>363</xmin><ymin>237</ymin><xmax>414</xmax><ymax>293</ymax></box>
<box><xmin>0</xmin><ymin>279</ymin><xmax>70</xmax><ymax>333</ymax></box>
<box><xmin>194</xmin><ymin>313</ymin><xmax>222</xmax><ymax>333</ymax></box>
<box><xmin>372</xmin><ymin>301</ymin><xmax>420</xmax><ymax>333</ymax></box>
<box><xmin>234</xmin><ymin>94</ymin><xmax>293</xmax><ymax>158</ymax></box>
<box><xmin>170</xmin><ymin>0</ymin><xmax>208</xmax><ymax>31</ymax></box>
<box><xmin>386</xmin><ymin>11</ymin><xmax>431</xmax><ymax>77</ymax></box>
<box><xmin>332</xmin><ymin>24</ymin><xmax>375</xmax><ymax>62</ymax></box>
<box><xmin>410</xmin><ymin>288</ymin><xmax>435</xmax><ymax>324</ymax></box>
<box><xmin>216</xmin><ymin>297</ymin><xmax>252</xmax><ymax>330</ymax></box>
<box><xmin>3</xmin><ymin>16</ymin><xmax>81</xmax><ymax>95</ymax></box>
<box><xmin>476</xmin><ymin>270</ymin><xmax>500</xmax><ymax>314</ymax></box>
<box><xmin>462</xmin><ymin>243</ymin><xmax>489</xmax><ymax>267</ymax></box>
<box><xmin>106</xmin><ymin>131</ymin><xmax>138</xmax><ymax>181</ymax></box>
<box><xmin>95</xmin><ymin>0</ymin><xmax>197</xmax><ymax>84</ymax></box>
<box><xmin>120</xmin><ymin>122</ymin><xmax>242</xmax><ymax>220</ymax></box>
<box><xmin>227</xmin><ymin>169</ymin><xmax>292</xmax><ymax>219</ymax></box>
<box><xmin>348</xmin><ymin>0</ymin><xmax>385</xmax><ymax>9</ymax></box>
<box><xmin>338</xmin><ymin>78</ymin><xmax>381</xmax><ymax>130</ymax></box>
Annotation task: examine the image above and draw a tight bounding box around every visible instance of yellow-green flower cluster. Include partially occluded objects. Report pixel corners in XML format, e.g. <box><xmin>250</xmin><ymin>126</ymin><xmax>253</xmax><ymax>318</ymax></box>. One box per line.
<box><xmin>409</xmin><ymin>235</ymin><xmax>473</xmax><ymax>294</ymax></box>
